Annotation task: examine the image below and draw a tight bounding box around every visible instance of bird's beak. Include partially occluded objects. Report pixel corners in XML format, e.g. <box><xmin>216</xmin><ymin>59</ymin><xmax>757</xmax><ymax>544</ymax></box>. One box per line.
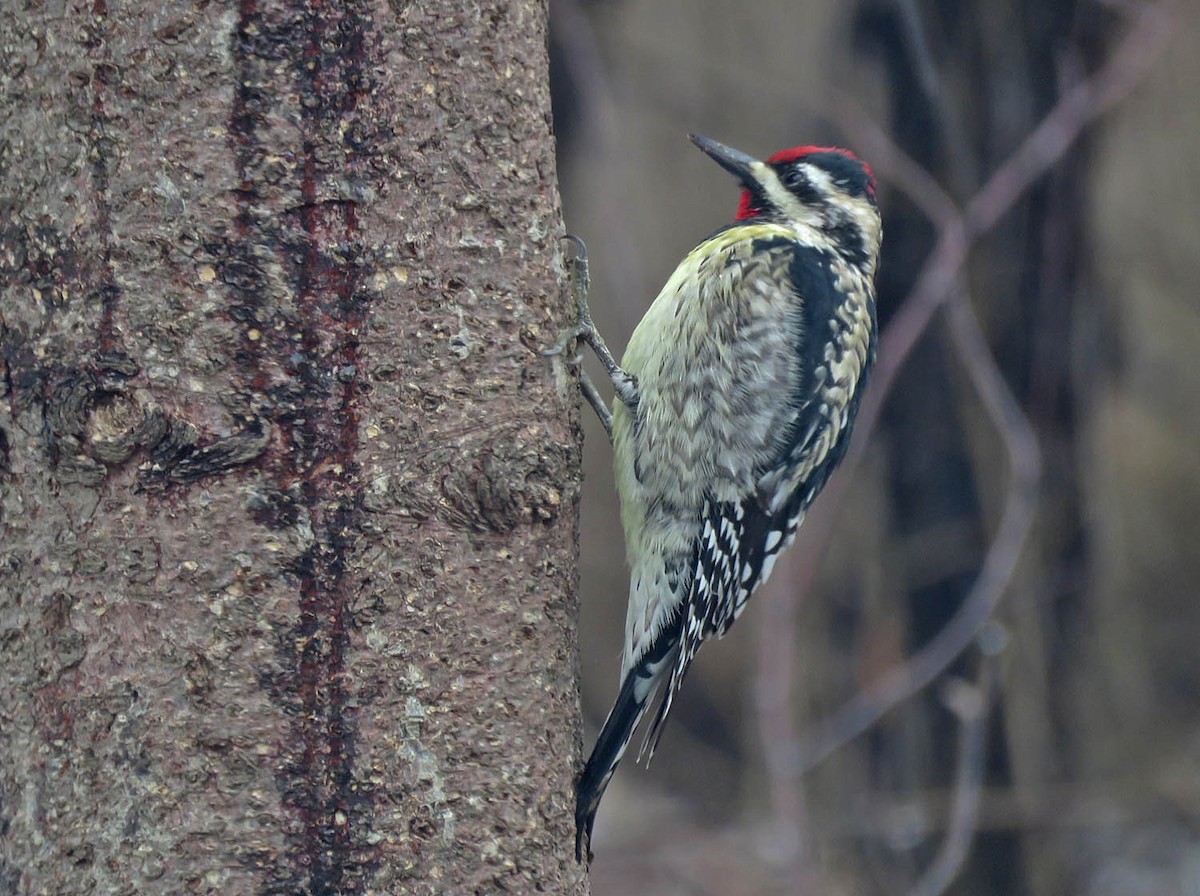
<box><xmin>689</xmin><ymin>134</ymin><xmax>761</xmax><ymax>186</ymax></box>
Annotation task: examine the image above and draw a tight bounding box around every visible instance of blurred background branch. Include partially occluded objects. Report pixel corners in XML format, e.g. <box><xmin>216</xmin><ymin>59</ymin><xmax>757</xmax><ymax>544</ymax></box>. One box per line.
<box><xmin>908</xmin><ymin>657</ymin><xmax>997</xmax><ymax>896</ymax></box>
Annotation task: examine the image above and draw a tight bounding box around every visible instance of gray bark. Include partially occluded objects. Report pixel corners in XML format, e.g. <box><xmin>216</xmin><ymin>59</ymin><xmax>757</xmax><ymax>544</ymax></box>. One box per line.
<box><xmin>0</xmin><ymin>1</ymin><xmax>587</xmax><ymax>893</ymax></box>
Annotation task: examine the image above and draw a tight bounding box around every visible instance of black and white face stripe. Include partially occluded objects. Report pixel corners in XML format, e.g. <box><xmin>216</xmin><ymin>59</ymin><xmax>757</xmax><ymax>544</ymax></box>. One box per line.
<box><xmin>793</xmin><ymin>151</ymin><xmax>876</xmax><ymax>201</ymax></box>
<box><xmin>743</xmin><ymin>157</ymin><xmax>881</xmax><ymax>271</ymax></box>
<box><xmin>770</xmin><ymin>159</ymin><xmax>871</xmax><ymax>213</ymax></box>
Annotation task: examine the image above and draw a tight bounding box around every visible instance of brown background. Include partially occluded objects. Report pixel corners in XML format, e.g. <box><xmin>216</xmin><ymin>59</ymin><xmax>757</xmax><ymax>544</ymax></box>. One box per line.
<box><xmin>555</xmin><ymin>0</ymin><xmax>1200</xmax><ymax>893</ymax></box>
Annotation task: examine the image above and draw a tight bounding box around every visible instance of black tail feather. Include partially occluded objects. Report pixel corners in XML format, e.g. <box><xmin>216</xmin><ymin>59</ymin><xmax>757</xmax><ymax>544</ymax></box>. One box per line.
<box><xmin>575</xmin><ymin>667</ymin><xmax>651</xmax><ymax>862</ymax></box>
<box><xmin>640</xmin><ymin>649</ymin><xmax>696</xmax><ymax>764</ymax></box>
<box><xmin>575</xmin><ymin>632</ymin><xmax>679</xmax><ymax>862</ymax></box>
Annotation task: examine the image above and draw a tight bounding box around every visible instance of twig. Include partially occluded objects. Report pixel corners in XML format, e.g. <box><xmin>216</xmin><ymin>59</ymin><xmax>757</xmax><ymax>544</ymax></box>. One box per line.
<box><xmin>907</xmin><ymin>657</ymin><xmax>998</xmax><ymax>896</ymax></box>
<box><xmin>965</xmin><ymin>0</ymin><xmax>1176</xmax><ymax>237</ymax></box>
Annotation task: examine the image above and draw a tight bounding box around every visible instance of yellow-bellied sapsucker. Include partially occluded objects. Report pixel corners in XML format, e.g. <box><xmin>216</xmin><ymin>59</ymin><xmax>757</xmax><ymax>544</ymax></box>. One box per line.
<box><xmin>551</xmin><ymin>134</ymin><xmax>882</xmax><ymax>862</ymax></box>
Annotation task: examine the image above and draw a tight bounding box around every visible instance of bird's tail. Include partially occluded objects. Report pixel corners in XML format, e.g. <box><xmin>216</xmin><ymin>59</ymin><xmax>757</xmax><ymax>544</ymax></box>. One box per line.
<box><xmin>575</xmin><ymin>636</ymin><xmax>677</xmax><ymax>862</ymax></box>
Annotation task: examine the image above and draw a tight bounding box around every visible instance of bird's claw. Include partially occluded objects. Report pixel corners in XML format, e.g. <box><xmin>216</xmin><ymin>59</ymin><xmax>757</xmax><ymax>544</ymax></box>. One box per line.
<box><xmin>541</xmin><ymin>233</ymin><xmax>596</xmax><ymax>358</ymax></box>
<box><xmin>539</xmin><ymin>323</ymin><xmax>589</xmax><ymax>360</ymax></box>
<box><xmin>542</xmin><ymin>233</ymin><xmax>635</xmax><ymax>437</ymax></box>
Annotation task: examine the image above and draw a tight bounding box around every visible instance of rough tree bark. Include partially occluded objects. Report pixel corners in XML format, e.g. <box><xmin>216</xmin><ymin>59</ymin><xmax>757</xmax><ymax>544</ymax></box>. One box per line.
<box><xmin>0</xmin><ymin>1</ymin><xmax>587</xmax><ymax>894</ymax></box>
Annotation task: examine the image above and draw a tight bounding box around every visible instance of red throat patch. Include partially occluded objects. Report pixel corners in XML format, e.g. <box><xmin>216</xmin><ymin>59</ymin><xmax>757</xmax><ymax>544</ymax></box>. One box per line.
<box><xmin>735</xmin><ymin>191</ymin><xmax>759</xmax><ymax>220</ymax></box>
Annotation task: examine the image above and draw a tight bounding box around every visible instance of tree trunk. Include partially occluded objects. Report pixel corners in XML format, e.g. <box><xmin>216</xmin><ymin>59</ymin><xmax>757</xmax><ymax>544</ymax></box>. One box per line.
<box><xmin>0</xmin><ymin>1</ymin><xmax>586</xmax><ymax>893</ymax></box>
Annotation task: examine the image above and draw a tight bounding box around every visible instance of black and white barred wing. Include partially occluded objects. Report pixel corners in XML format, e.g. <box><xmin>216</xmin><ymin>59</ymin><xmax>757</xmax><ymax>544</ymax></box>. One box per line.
<box><xmin>640</xmin><ymin>495</ymin><xmax>795</xmax><ymax>760</ymax></box>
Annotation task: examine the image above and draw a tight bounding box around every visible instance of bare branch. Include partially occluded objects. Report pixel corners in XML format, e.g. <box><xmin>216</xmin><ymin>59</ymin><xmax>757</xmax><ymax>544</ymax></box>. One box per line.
<box><xmin>966</xmin><ymin>0</ymin><xmax>1176</xmax><ymax>237</ymax></box>
<box><xmin>907</xmin><ymin>658</ymin><xmax>998</xmax><ymax>896</ymax></box>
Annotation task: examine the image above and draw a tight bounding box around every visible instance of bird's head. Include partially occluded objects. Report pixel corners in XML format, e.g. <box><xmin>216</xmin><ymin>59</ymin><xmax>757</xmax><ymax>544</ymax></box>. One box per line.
<box><xmin>690</xmin><ymin>133</ymin><xmax>881</xmax><ymax>271</ymax></box>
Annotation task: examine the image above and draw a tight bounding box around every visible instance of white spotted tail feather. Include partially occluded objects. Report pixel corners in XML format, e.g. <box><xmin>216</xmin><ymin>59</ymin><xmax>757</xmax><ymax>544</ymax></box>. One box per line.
<box><xmin>565</xmin><ymin>134</ymin><xmax>881</xmax><ymax>862</ymax></box>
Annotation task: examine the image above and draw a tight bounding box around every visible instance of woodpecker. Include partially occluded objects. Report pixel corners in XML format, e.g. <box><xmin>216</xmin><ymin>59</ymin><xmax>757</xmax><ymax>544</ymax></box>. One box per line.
<box><xmin>551</xmin><ymin>134</ymin><xmax>881</xmax><ymax>862</ymax></box>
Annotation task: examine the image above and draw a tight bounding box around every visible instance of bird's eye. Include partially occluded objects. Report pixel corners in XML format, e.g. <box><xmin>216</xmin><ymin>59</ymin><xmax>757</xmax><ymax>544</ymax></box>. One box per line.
<box><xmin>784</xmin><ymin>168</ymin><xmax>806</xmax><ymax>188</ymax></box>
